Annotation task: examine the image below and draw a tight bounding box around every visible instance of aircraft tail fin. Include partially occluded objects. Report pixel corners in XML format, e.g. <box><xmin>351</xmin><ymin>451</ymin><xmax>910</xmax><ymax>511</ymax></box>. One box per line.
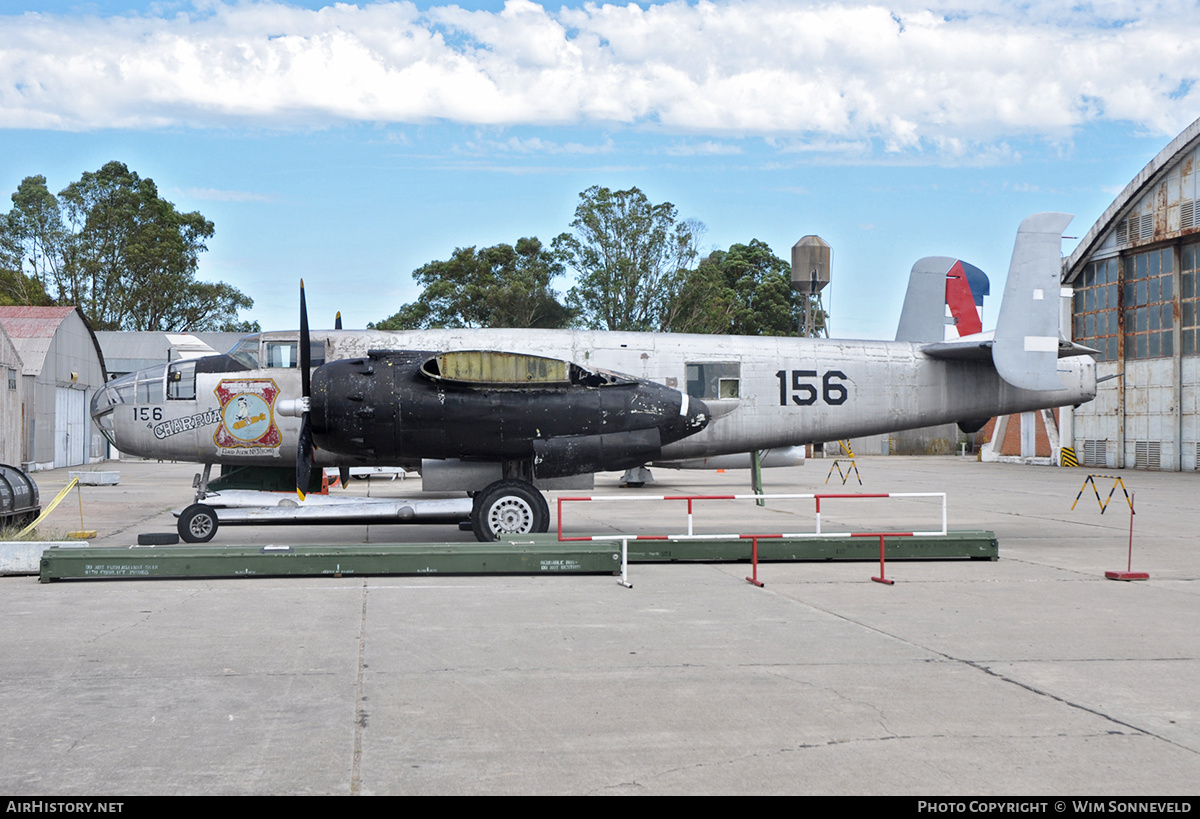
<box><xmin>895</xmin><ymin>257</ymin><xmax>990</xmax><ymax>343</ymax></box>
<box><xmin>896</xmin><ymin>256</ymin><xmax>956</xmax><ymax>343</ymax></box>
<box><xmin>990</xmin><ymin>212</ymin><xmax>1074</xmax><ymax>391</ymax></box>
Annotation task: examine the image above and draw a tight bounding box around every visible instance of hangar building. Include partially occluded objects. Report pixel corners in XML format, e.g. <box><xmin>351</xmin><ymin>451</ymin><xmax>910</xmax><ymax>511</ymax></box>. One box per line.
<box><xmin>0</xmin><ymin>306</ymin><xmax>107</xmax><ymax>470</ymax></box>
<box><xmin>1064</xmin><ymin>115</ymin><xmax>1200</xmax><ymax>470</ymax></box>
<box><xmin>0</xmin><ymin>321</ymin><xmax>26</xmax><ymax>466</ymax></box>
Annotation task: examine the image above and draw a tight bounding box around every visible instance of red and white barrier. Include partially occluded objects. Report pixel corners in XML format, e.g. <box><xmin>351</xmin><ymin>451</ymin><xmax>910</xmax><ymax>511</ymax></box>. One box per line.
<box><xmin>556</xmin><ymin>491</ymin><xmax>948</xmax><ymax>587</ymax></box>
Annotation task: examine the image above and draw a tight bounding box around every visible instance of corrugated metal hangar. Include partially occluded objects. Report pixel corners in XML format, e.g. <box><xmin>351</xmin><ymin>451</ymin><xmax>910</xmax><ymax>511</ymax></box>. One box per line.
<box><xmin>0</xmin><ymin>306</ymin><xmax>107</xmax><ymax>470</ymax></box>
<box><xmin>1064</xmin><ymin>115</ymin><xmax>1200</xmax><ymax>470</ymax></box>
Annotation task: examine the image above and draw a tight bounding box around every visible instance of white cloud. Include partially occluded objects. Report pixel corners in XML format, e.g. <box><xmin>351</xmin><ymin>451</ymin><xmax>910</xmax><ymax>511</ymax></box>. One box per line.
<box><xmin>178</xmin><ymin>186</ymin><xmax>275</xmax><ymax>202</ymax></box>
<box><xmin>663</xmin><ymin>140</ymin><xmax>743</xmax><ymax>156</ymax></box>
<box><xmin>458</xmin><ymin>134</ymin><xmax>616</xmax><ymax>154</ymax></box>
<box><xmin>1</xmin><ymin>0</ymin><xmax>1198</xmax><ymax>157</ymax></box>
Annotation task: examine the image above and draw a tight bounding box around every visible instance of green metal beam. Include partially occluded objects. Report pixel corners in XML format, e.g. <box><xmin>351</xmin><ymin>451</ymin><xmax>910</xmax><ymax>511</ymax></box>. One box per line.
<box><xmin>40</xmin><ymin>540</ymin><xmax>621</xmax><ymax>582</ymax></box>
<box><xmin>40</xmin><ymin>530</ymin><xmax>996</xmax><ymax>582</ymax></box>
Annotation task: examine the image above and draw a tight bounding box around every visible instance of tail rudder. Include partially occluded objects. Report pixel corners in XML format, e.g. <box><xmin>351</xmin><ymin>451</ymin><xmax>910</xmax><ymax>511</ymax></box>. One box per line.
<box><xmin>895</xmin><ymin>257</ymin><xmax>990</xmax><ymax>342</ymax></box>
<box><xmin>991</xmin><ymin>212</ymin><xmax>1074</xmax><ymax>391</ymax></box>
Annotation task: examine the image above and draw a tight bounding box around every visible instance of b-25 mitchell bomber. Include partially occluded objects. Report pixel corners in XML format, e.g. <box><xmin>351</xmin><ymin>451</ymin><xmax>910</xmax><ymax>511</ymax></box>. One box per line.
<box><xmin>91</xmin><ymin>213</ymin><xmax>1097</xmax><ymax>543</ymax></box>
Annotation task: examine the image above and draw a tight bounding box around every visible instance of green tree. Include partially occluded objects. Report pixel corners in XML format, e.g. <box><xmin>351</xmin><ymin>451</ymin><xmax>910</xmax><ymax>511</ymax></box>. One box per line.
<box><xmin>553</xmin><ymin>186</ymin><xmax>703</xmax><ymax>332</ymax></box>
<box><xmin>0</xmin><ymin>175</ymin><xmax>65</xmax><ymax>306</ymax></box>
<box><xmin>59</xmin><ymin>161</ymin><xmax>218</xmax><ymax>330</ymax></box>
<box><xmin>0</xmin><ymin>269</ymin><xmax>53</xmax><ymax>307</ymax></box>
<box><xmin>372</xmin><ymin>237</ymin><xmax>574</xmax><ymax>330</ymax></box>
<box><xmin>167</xmin><ymin>281</ymin><xmax>257</xmax><ymax>334</ymax></box>
<box><xmin>668</xmin><ymin>240</ymin><xmax>809</xmax><ymax>336</ymax></box>
<box><xmin>0</xmin><ymin>162</ymin><xmax>256</xmax><ymax>331</ymax></box>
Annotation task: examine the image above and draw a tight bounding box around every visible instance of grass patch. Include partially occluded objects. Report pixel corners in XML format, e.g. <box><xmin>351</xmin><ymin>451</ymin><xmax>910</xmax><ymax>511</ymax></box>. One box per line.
<box><xmin>0</xmin><ymin>523</ymin><xmax>72</xmax><ymax>542</ymax></box>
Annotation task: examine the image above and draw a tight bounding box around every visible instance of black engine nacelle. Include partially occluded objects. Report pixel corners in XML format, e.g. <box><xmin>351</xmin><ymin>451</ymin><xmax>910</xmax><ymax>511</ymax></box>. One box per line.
<box><xmin>308</xmin><ymin>350</ymin><xmax>710</xmax><ymax>474</ymax></box>
<box><xmin>532</xmin><ymin>428</ymin><xmax>663</xmax><ymax>478</ymax></box>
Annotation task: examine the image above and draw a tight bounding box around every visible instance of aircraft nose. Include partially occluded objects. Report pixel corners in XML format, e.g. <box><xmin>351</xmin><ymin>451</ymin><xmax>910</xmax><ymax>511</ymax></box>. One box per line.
<box><xmin>91</xmin><ymin>375</ymin><xmax>130</xmax><ymax>443</ymax></box>
<box><xmin>663</xmin><ymin>391</ymin><xmax>709</xmax><ymax>444</ymax></box>
<box><xmin>681</xmin><ymin>393</ymin><xmax>711</xmax><ymax>433</ymax></box>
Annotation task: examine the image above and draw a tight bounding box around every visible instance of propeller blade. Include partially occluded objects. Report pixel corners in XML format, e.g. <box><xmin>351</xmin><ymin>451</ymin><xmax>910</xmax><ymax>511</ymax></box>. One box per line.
<box><xmin>335</xmin><ymin>311</ymin><xmax>342</xmax><ymax>330</ymax></box>
<box><xmin>297</xmin><ymin>279</ymin><xmax>313</xmax><ymax>500</ymax></box>
<box><xmin>296</xmin><ymin>415</ymin><xmax>313</xmax><ymax>501</ymax></box>
<box><xmin>299</xmin><ymin>280</ymin><xmax>311</xmax><ymax>398</ymax></box>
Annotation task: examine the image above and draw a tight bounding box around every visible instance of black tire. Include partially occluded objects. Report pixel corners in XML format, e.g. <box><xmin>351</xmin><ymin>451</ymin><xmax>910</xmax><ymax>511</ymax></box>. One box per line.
<box><xmin>471</xmin><ymin>480</ymin><xmax>549</xmax><ymax>542</ymax></box>
<box><xmin>138</xmin><ymin>532</ymin><xmax>180</xmax><ymax>545</ymax></box>
<box><xmin>178</xmin><ymin>503</ymin><xmax>219</xmax><ymax>543</ymax></box>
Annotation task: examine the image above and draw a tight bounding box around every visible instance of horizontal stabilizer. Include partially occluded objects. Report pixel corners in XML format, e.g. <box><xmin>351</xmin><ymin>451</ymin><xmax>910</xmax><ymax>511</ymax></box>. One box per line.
<box><xmin>991</xmin><ymin>212</ymin><xmax>1074</xmax><ymax>391</ymax></box>
<box><xmin>921</xmin><ymin>333</ymin><xmax>1098</xmax><ymax>362</ymax></box>
<box><xmin>920</xmin><ymin>333</ymin><xmax>993</xmax><ymax>361</ymax></box>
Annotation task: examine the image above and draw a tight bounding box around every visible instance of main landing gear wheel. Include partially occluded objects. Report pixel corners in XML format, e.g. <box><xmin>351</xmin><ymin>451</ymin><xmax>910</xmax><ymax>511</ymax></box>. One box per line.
<box><xmin>471</xmin><ymin>480</ymin><xmax>550</xmax><ymax>542</ymax></box>
<box><xmin>178</xmin><ymin>503</ymin><xmax>219</xmax><ymax>543</ymax></box>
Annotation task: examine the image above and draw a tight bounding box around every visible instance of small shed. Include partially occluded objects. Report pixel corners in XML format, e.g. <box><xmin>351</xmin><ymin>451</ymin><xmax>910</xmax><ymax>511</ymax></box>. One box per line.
<box><xmin>0</xmin><ymin>306</ymin><xmax>107</xmax><ymax>470</ymax></box>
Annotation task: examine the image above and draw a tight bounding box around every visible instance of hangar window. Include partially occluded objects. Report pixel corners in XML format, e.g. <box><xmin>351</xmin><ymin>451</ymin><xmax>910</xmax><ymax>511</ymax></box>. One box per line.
<box><xmin>1073</xmin><ymin>257</ymin><xmax>1119</xmax><ymax>361</ymax></box>
<box><xmin>1123</xmin><ymin>247</ymin><xmax>1173</xmax><ymax>360</ymax></box>
<box><xmin>686</xmin><ymin>362</ymin><xmax>740</xmax><ymax>400</ymax></box>
<box><xmin>1181</xmin><ymin>243</ymin><xmax>1200</xmax><ymax>355</ymax></box>
<box><xmin>7</xmin><ymin>368</ymin><xmax>14</xmax><ymax>391</ymax></box>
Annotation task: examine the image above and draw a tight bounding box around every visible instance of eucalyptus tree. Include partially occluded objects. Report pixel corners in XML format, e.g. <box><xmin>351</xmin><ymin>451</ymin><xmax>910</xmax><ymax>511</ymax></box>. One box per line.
<box><xmin>553</xmin><ymin>186</ymin><xmax>704</xmax><ymax>332</ymax></box>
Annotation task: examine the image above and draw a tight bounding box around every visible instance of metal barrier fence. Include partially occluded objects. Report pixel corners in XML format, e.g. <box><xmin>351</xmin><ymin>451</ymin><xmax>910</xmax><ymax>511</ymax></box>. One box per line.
<box><xmin>556</xmin><ymin>491</ymin><xmax>948</xmax><ymax>587</ymax></box>
<box><xmin>1071</xmin><ymin>474</ymin><xmax>1133</xmax><ymax>514</ymax></box>
<box><xmin>557</xmin><ymin>491</ymin><xmax>947</xmax><ymax>541</ymax></box>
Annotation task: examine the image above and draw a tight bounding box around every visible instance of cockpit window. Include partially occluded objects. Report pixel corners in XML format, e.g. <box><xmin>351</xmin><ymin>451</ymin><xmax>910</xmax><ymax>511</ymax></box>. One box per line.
<box><xmin>573</xmin><ymin>365</ymin><xmax>635</xmax><ymax>387</ymax></box>
<box><xmin>91</xmin><ymin>365</ymin><xmax>167</xmax><ymax>439</ymax></box>
<box><xmin>135</xmin><ymin>364</ymin><xmax>167</xmax><ymax>404</ymax></box>
<box><xmin>228</xmin><ymin>336</ymin><xmax>261</xmax><ymax>369</ymax></box>
<box><xmin>167</xmin><ymin>359</ymin><xmax>197</xmax><ymax>400</ymax></box>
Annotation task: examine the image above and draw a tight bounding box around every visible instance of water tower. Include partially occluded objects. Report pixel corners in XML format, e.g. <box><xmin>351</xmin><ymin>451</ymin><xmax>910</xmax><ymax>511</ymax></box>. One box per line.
<box><xmin>791</xmin><ymin>235</ymin><xmax>831</xmax><ymax>338</ymax></box>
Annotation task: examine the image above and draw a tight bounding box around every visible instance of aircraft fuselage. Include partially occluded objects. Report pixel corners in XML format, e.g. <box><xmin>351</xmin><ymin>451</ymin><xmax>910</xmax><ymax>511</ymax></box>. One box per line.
<box><xmin>95</xmin><ymin>328</ymin><xmax>1096</xmax><ymax>469</ymax></box>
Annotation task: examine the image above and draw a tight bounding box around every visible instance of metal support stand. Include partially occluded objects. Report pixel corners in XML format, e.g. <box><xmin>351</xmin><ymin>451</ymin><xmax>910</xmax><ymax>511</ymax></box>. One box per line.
<box><xmin>1106</xmin><ymin>491</ymin><xmax>1148</xmax><ymax>581</ymax></box>
<box><xmin>751</xmin><ymin>450</ymin><xmax>765</xmax><ymax>507</ymax></box>
<box><xmin>745</xmin><ymin>536</ymin><xmax>764</xmax><ymax>587</ymax></box>
<box><xmin>871</xmin><ymin>534</ymin><xmax>895</xmax><ymax>585</ymax></box>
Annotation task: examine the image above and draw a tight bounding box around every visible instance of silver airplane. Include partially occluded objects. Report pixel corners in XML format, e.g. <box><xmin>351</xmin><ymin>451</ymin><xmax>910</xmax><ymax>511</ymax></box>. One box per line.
<box><xmin>91</xmin><ymin>213</ymin><xmax>1096</xmax><ymax>542</ymax></box>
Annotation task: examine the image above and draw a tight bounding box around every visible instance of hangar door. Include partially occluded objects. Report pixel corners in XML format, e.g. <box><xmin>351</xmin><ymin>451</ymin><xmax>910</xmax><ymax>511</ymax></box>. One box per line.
<box><xmin>54</xmin><ymin>387</ymin><xmax>88</xmax><ymax>468</ymax></box>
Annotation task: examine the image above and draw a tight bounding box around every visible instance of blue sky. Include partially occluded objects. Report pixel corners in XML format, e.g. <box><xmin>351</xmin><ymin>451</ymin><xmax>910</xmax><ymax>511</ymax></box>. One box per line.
<box><xmin>1</xmin><ymin>0</ymin><xmax>1197</xmax><ymax>338</ymax></box>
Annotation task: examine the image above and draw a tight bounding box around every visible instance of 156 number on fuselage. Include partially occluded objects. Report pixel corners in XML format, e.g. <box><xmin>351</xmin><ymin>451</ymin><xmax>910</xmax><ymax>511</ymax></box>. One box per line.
<box><xmin>776</xmin><ymin>369</ymin><xmax>849</xmax><ymax>407</ymax></box>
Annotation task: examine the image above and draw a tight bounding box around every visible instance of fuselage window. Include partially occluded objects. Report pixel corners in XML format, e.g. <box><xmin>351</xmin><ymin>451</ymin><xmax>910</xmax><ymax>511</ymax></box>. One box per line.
<box><xmin>264</xmin><ymin>340</ymin><xmax>326</xmax><ymax>369</ymax></box>
<box><xmin>265</xmin><ymin>341</ymin><xmax>297</xmax><ymax>368</ymax></box>
<box><xmin>686</xmin><ymin>361</ymin><xmax>741</xmax><ymax>400</ymax></box>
